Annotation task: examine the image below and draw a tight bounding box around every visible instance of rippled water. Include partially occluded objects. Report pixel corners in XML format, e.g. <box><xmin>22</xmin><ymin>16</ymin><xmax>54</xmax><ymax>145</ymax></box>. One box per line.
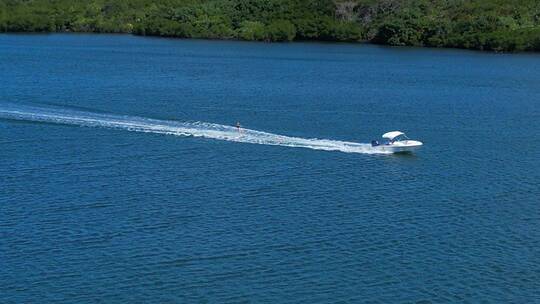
<box><xmin>1</xmin><ymin>34</ymin><xmax>539</xmax><ymax>303</ymax></box>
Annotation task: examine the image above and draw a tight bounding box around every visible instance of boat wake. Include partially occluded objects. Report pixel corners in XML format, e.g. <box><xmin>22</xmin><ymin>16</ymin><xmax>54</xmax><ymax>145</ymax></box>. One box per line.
<box><xmin>0</xmin><ymin>104</ymin><xmax>389</xmax><ymax>154</ymax></box>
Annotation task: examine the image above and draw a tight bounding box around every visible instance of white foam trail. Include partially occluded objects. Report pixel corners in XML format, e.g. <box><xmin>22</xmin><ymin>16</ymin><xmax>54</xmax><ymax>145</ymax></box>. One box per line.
<box><xmin>0</xmin><ymin>105</ymin><xmax>388</xmax><ymax>154</ymax></box>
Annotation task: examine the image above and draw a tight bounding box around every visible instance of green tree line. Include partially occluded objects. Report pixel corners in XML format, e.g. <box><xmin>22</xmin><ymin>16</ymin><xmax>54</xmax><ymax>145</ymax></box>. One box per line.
<box><xmin>1</xmin><ymin>0</ymin><xmax>539</xmax><ymax>52</ymax></box>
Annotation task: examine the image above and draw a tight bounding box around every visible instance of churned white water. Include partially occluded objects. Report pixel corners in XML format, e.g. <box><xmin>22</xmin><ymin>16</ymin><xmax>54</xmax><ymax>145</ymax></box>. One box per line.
<box><xmin>0</xmin><ymin>105</ymin><xmax>387</xmax><ymax>154</ymax></box>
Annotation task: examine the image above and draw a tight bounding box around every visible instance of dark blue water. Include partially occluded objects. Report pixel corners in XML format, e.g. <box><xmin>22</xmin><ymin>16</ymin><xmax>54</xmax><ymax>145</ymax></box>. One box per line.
<box><xmin>1</xmin><ymin>34</ymin><xmax>539</xmax><ymax>303</ymax></box>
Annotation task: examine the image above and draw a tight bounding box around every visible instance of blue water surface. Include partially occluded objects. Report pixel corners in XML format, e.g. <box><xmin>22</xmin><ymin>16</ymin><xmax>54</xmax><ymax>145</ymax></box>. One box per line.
<box><xmin>1</xmin><ymin>34</ymin><xmax>539</xmax><ymax>303</ymax></box>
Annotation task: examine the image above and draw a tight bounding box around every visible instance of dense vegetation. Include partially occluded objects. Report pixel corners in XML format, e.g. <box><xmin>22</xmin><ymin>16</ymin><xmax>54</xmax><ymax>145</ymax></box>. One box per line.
<box><xmin>1</xmin><ymin>0</ymin><xmax>540</xmax><ymax>52</ymax></box>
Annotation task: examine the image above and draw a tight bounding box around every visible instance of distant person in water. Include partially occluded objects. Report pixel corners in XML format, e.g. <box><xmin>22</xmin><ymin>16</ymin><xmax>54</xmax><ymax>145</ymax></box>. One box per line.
<box><xmin>236</xmin><ymin>122</ymin><xmax>242</xmax><ymax>133</ymax></box>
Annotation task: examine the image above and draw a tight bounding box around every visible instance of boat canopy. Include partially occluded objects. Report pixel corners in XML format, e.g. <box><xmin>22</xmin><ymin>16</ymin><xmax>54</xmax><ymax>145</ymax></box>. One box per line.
<box><xmin>382</xmin><ymin>131</ymin><xmax>405</xmax><ymax>140</ymax></box>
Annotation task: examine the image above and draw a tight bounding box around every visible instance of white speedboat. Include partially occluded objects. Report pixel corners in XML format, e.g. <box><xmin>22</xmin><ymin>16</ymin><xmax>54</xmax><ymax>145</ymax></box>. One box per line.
<box><xmin>371</xmin><ymin>131</ymin><xmax>423</xmax><ymax>153</ymax></box>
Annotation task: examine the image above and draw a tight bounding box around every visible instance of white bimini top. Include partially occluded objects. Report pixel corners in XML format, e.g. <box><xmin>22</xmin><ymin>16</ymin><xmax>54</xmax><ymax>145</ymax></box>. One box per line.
<box><xmin>382</xmin><ymin>131</ymin><xmax>405</xmax><ymax>140</ymax></box>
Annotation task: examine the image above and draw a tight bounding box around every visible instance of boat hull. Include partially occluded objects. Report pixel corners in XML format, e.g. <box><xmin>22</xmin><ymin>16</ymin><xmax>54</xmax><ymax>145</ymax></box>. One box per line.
<box><xmin>375</xmin><ymin>140</ymin><xmax>423</xmax><ymax>154</ymax></box>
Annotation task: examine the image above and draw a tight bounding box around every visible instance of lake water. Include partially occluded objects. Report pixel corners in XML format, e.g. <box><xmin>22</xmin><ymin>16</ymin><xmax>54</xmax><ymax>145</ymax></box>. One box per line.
<box><xmin>1</xmin><ymin>34</ymin><xmax>539</xmax><ymax>303</ymax></box>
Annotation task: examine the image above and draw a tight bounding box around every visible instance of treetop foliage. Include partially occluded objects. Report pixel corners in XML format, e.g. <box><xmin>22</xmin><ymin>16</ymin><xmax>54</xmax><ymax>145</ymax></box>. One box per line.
<box><xmin>1</xmin><ymin>0</ymin><xmax>539</xmax><ymax>52</ymax></box>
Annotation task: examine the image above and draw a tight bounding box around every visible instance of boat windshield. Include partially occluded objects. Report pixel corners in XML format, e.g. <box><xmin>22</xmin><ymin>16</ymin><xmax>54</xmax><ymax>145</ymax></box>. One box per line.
<box><xmin>393</xmin><ymin>134</ymin><xmax>409</xmax><ymax>142</ymax></box>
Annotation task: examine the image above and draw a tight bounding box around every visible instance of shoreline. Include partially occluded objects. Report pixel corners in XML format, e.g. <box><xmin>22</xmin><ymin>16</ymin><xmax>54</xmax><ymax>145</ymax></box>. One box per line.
<box><xmin>2</xmin><ymin>31</ymin><xmax>539</xmax><ymax>55</ymax></box>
